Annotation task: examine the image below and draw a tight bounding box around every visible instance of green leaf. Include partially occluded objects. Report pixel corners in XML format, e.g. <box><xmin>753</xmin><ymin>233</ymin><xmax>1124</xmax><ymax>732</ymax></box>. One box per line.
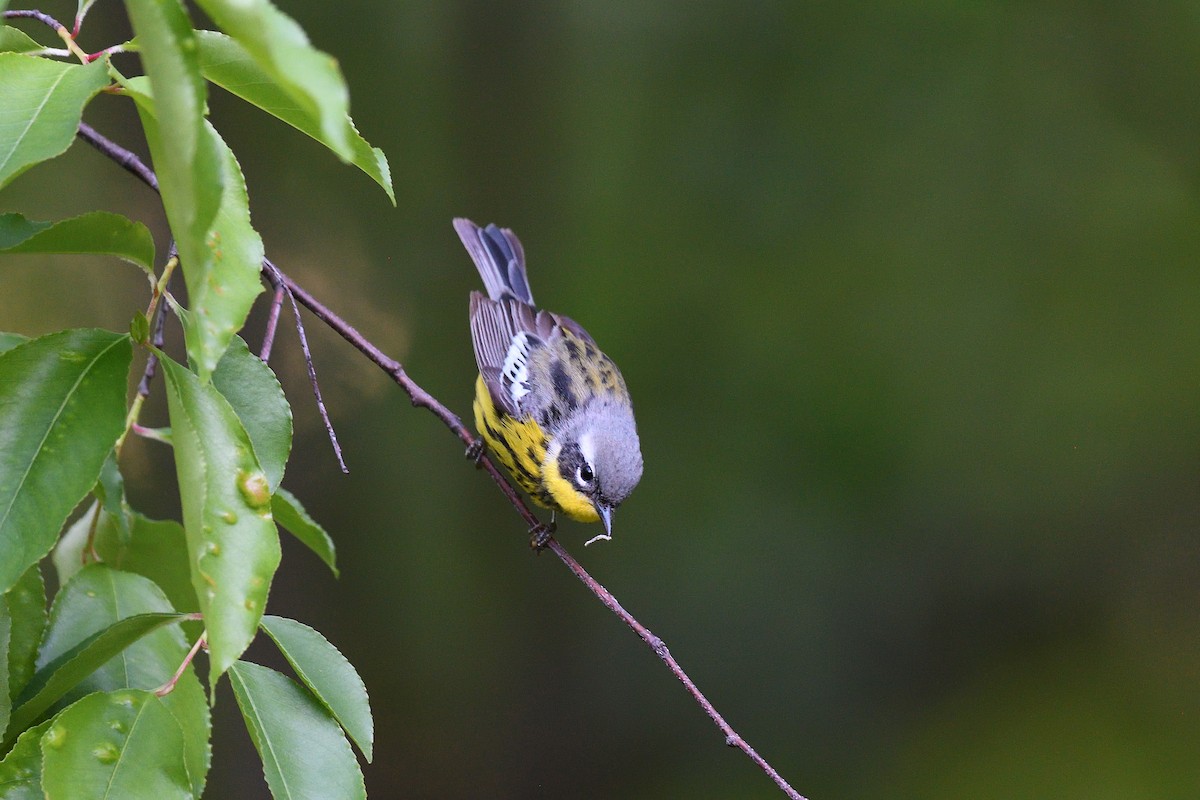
<box><xmin>271</xmin><ymin>488</ymin><xmax>337</xmax><ymax>577</ymax></box>
<box><xmin>120</xmin><ymin>74</ymin><xmax>264</xmax><ymax>381</ymax></box>
<box><xmin>193</xmin><ymin>1</ymin><xmax>351</xmax><ymax>156</ymax></box>
<box><xmin>195</xmin><ymin>30</ymin><xmax>394</xmax><ymax>204</ymax></box>
<box><xmin>179</xmin><ymin>124</ymin><xmax>265</xmax><ymax>381</ymax></box>
<box><xmin>4</xmin><ymin>565</ymin><xmax>45</xmax><ymax>705</ymax></box>
<box><xmin>124</xmin><ymin>0</ymin><xmax>222</xmax><ymax>262</ymax></box>
<box><xmin>94</xmin><ymin>452</ymin><xmax>124</xmax><ymax>513</ymax></box>
<box><xmin>0</xmin><ymin>26</ymin><xmax>46</xmax><ymax>54</ymax></box>
<box><xmin>0</xmin><ymin>212</ymin><xmax>155</xmax><ymax>274</ymax></box>
<box><xmin>213</xmin><ymin>336</ymin><xmax>292</xmax><ymax>491</ymax></box>
<box><xmin>0</xmin><ymin>54</ymin><xmax>109</xmax><ymax>190</ymax></box>
<box><xmin>159</xmin><ymin>353</ymin><xmax>280</xmax><ymax>692</ymax></box>
<box><xmin>6</xmin><ymin>612</ymin><xmax>183</xmax><ymax>743</ymax></box>
<box><xmin>35</xmin><ymin>565</ymin><xmax>209</xmax><ymax>796</ymax></box>
<box><xmin>260</xmin><ymin>616</ymin><xmax>371</xmax><ymax>761</ymax></box>
<box><xmin>0</xmin><ymin>329</ymin><xmax>132</xmax><ymax>596</ymax></box>
<box><xmin>40</xmin><ymin>690</ymin><xmax>191</xmax><ymax>800</ymax></box>
<box><xmin>229</xmin><ymin>661</ymin><xmax>366</xmax><ymax>800</ymax></box>
<box><xmin>0</xmin><ymin>719</ymin><xmax>51</xmax><ymax>799</ymax></box>
<box><xmin>0</xmin><ymin>332</ymin><xmax>27</xmax><ymax>355</ymax></box>
<box><xmin>54</xmin><ymin>506</ymin><xmax>198</xmax><ymax>617</ymax></box>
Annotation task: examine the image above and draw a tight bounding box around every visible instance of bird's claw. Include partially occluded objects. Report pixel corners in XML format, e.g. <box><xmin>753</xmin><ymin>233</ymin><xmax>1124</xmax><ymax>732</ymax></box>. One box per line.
<box><xmin>465</xmin><ymin>438</ymin><xmax>485</xmax><ymax>467</ymax></box>
<box><xmin>528</xmin><ymin>519</ymin><xmax>557</xmax><ymax>551</ymax></box>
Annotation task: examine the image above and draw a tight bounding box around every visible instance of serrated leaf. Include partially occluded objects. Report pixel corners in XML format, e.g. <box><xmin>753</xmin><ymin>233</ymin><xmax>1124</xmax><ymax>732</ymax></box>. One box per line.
<box><xmin>193</xmin><ymin>1</ymin><xmax>351</xmax><ymax>156</ymax></box>
<box><xmin>271</xmin><ymin>488</ymin><xmax>337</xmax><ymax>577</ymax></box>
<box><xmin>120</xmin><ymin>75</ymin><xmax>264</xmax><ymax>381</ymax></box>
<box><xmin>0</xmin><ymin>212</ymin><xmax>155</xmax><ymax>274</ymax></box>
<box><xmin>0</xmin><ymin>329</ymin><xmax>131</xmax><ymax>596</ymax></box>
<box><xmin>6</xmin><ymin>612</ymin><xmax>182</xmax><ymax>743</ymax></box>
<box><xmin>35</xmin><ymin>566</ymin><xmax>209</xmax><ymax>796</ymax></box>
<box><xmin>0</xmin><ymin>26</ymin><xmax>45</xmax><ymax>54</ymax></box>
<box><xmin>230</xmin><ymin>661</ymin><xmax>366</xmax><ymax>800</ymax></box>
<box><xmin>213</xmin><ymin>336</ymin><xmax>291</xmax><ymax>491</ymax></box>
<box><xmin>196</xmin><ymin>30</ymin><xmax>394</xmax><ymax>203</ymax></box>
<box><xmin>4</xmin><ymin>565</ymin><xmax>44</xmax><ymax>705</ymax></box>
<box><xmin>159</xmin><ymin>353</ymin><xmax>280</xmax><ymax>692</ymax></box>
<box><xmin>0</xmin><ymin>718</ymin><xmax>51</xmax><ymax>799</ymax></box>
<box><xmin>0</xmin><ymin>332</ymin><xmax>26</xmax><ymax>354</ymax></box>
<box><xmin>125</xmin><ymin>0</ymin><xmax>222</xmax><ymax>259</ymax></box>
<box><xmin>0</xmin><ymin>54</ymin><xmax>109</xmax><ymax>189</ymax></box>
<box><xmin>260</xmin><ymin>616</ymin><xmax>371</xmax><ymax>761</ymax></box>
<box><xmin>40</xmin><ymin>689</ymin><xmax>191</xmax><ymax>800</ymax></box>
<box><xmin>54</xmin><ymin>505</ymin><xmax>198</xmax><ymax>617</ymax></box>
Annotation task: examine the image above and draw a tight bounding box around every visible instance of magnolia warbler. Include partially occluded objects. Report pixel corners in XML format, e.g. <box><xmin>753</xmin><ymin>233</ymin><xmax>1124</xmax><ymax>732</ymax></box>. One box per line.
<box><xmin>455</xmin><ymin>218</ymin><xmax>643</xmax><ymax>545</ymax></box>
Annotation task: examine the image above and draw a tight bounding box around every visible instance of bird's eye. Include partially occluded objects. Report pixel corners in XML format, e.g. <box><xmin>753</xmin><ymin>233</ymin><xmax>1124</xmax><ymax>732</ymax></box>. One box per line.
<box><xmin>576</xmin><ymin>463</ymin><xmax>594</xmax><ymax>487</ymax></box>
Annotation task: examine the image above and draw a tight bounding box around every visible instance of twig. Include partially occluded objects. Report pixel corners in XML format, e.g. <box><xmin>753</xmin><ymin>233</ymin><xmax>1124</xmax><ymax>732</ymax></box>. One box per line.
<box><xmin>259</xmin><ymin>270</ymin><xmax>286</xmax><ymax>362</ymax></box>
<box><xmin>279</xmin><ymin>271</ymin><xmax>348</xmax><ymax>473</ymax></box>
<box><xmin>4</xmin><ymin>8</ymin><xmax>89</xmax><ymax>62</ymax></box>
<box><xmin>3</xmin><ymin>8</ymin><xmax>63</xmax><ymax>31</ymax></box>
<box><xmin>76</xmin><ymin>123</ymin><xmax>159</xmax><ymax>192</ymax></box>
<box><xmin>76</xmin><ymin>123</ymin><xmax>806</xmax><ymax>800</ymax></box>
<box><xmin>272</xmin><ymin>266</ymin><xmax>805</xmax><ymax>799</ymax></box>
<box><xmin>75</xmin><ymin>123</ymin><xmax>348</xmax><ymax>472</ymax></box>
<box><xmin>137</xmin><ymin>244</ymin><xmax>175</xmax><ymax>400</ymax></box>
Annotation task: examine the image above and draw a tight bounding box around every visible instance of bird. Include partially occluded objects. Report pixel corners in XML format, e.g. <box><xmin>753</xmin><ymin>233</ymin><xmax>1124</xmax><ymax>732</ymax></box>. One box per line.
<box><xmin>454</xmin><ymin>218</ymin><xmax>643</xmax><ymax>546</ymax></box>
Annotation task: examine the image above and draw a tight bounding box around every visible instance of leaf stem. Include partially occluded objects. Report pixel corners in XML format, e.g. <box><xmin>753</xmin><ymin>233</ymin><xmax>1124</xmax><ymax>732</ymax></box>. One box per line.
<box><xmin>156</xmin><ymin>632</ymin><xmax>207</xmax><ymax>697</ymax></box>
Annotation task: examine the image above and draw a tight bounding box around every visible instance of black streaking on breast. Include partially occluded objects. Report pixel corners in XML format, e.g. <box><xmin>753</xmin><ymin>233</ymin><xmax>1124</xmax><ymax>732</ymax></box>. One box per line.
<box><xmin>551</xmin><ymin>359</ymin><xmax>577</xmax><ymax>410</ymax></box>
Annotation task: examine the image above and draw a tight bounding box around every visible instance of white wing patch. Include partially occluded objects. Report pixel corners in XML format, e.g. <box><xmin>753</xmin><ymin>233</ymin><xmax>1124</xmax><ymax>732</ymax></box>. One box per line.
<box><xmin>501</xmin><ymin>331</ymin><xmax>535</xmax><ymax>406</ymax></box>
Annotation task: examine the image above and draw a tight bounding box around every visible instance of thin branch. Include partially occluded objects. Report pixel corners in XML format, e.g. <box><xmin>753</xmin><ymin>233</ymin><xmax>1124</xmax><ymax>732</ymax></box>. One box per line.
<box><xmin>2</xmin><ymin>8</ymin><xmax>64</xmax><ymax>31</ymax></box>
<box><xmin>272</xmin><ymin>267</ymin><xmax>805</xmax><ymax>799</ymax></box>
<box><xmin>545</xmin><ymin>538</ymin><xmax>802</xmax><ymax>796</ymax></box>
<box><xmin>75</xmin><ymin>124</ymin><xmax>347</xmax><ymax>471</ymax></box>
<box><xmin>137</xmin><ymin>243</ymin><xmax>175</xmax><ymax>400</ymax></box>
<box><xmin>259</xmin><ymin>270</ymin><xmax>286</xmax><ymax>362</ymax></box>
<box><xmin>76</xmin><ymin>123</ymin><xmax>806</xmax><ymax>800</ymax></box>
<box><xmin>279</xmin><ymin>271</ymin><xmax>348</xmax><ymax>473</ymax></box>
<box><xmin>77</xmin><ymin>123</ymin><xmax>159</xmax><ymax>192</ymax></box>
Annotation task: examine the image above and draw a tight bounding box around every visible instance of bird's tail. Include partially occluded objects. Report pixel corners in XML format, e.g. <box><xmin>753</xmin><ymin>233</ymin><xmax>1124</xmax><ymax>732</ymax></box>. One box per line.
<box><xmin>453</xmin><ymin>218</ymin><xmax>534</xmax><ymax>305</ymax></box>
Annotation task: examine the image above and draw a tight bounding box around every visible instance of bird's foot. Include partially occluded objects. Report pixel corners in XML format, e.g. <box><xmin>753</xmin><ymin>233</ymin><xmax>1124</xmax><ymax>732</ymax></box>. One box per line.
<box><xmin>465</xmin><ymin>438</ymin><xmax>486</xmax><ymax>467</ymax></box>
<box><xmin>528</xmin><ymin>519</ymin><xmax>557</xmax><ymax>551</ymax></box>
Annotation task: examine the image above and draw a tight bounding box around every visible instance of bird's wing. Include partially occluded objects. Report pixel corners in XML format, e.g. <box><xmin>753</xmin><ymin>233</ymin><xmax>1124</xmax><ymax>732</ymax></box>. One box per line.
<box><xmin>470</xmin><ymin>292</ymin><xmax>563</xmax><ymax>417</ymax></box>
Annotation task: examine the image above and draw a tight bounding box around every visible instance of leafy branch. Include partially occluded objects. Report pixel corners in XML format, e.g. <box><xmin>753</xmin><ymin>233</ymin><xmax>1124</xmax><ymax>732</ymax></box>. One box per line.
<box><xmin>74</xmin><ymin>119</ymin><xmax>805</xmax><ymax>798</ymax></box>
<box><xmin>0</xmin><ymin>2</ymin><xmax>803</xmax><ymax>797</ymax></box>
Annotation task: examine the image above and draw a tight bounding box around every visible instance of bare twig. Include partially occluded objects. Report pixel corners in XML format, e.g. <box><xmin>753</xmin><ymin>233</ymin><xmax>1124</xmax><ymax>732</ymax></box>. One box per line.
<box><xmin>3</xmin><ymin>8</ymin><xmax>63</xmax><ymax>31</ymax></box>
<box><xmin>278</xmin><ymin>270</ymin><xmax>348</xmax><ymax>473</ymax></box>
<box><xmin>259</xmin><ymin>270</ymin><xmax>286</xmax><ymax>362</ymax></box>
<box><xmin>77</xmin><ymin>123</ymin><xmax>159</xmax><ymax>192</ymax></box>
<box><xmin>76</xmin><ymin>123</ymin><xmax>806</xmax><ymax>800</ymax></box>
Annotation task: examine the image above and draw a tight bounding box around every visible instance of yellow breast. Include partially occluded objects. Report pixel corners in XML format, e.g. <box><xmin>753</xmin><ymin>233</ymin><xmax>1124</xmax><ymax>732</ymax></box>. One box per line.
<box><xmin>473</xmin><ymin>374</ymin><xmax>546</xmax><ymax>499</ymax></box>
<box><xmin>473</xmin><ymin>374</ymin><xmax>598</xmax><ymax>522</ymax></box>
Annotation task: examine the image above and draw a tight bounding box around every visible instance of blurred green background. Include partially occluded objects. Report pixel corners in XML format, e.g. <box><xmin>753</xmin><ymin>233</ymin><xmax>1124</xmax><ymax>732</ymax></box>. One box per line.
<box><xmin>3</xmin><ymin>1</ymin><xmax>1200</xmax><ymax>797</ymax></box>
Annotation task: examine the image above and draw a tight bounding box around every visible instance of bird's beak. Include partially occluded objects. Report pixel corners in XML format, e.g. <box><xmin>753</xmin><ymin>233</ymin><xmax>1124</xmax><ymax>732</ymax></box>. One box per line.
<box><xmin>585</xmin><ymin>504</ymin><xmax>614</xmax><ymax>546</ymax></box>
